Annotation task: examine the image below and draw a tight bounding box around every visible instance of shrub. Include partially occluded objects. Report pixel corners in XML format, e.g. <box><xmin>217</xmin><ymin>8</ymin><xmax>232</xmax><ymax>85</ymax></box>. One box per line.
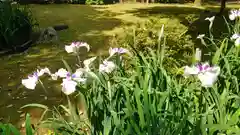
<box><xmin>0</xmin><ymin>0</ymin><xmax>37</xmax><ymax>51</ymax></box>
<box><xmin>113</xmin><ymin>19</ymin><xmax>193</xmax><ymax>74</ymax></box>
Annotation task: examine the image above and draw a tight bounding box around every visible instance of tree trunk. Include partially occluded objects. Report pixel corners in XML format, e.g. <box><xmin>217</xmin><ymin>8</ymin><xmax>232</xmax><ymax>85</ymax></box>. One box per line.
<box><xmin>194</xmin><ymin>0</ymin><xmax>203</xmax><ymax>6</ymax></box>
<box><xmin>146</xmin><ymin>0</ymin><xmax>149</xmax><ymax>4</ymax></box>
<box><xmin>150</xmin><ymin>0</ymin><xmax>154</xmax><ymax>3</ymax></box>
<box><xmin>119</xmin><ymin>0</ymin><xmax>123</xmax><ymax>3</ymax></box>
<box><xmin>141</xmin><ymin>0</ymin><xmax>144</xmax><ymax>3</ymax></box>
<box><xmin>218</xmin><ymin>0</ymin><xmax>227</xmax><ymax>15</ymax></box>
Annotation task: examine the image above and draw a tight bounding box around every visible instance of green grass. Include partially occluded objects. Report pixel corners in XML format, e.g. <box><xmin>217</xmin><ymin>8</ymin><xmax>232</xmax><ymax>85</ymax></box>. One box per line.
<box><xmin>0</xmin><ymin>3</ymin><xmax>240</xmax><ymax>127</ymax></box>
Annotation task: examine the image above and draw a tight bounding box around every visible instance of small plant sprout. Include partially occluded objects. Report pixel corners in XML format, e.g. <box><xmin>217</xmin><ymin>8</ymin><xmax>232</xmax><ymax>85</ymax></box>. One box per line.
<box><xmin>195</xmin><ymin>48</ymin><xmax>202</xmax><ymax>62</ymax></box>
<box><xmin>184</xmin><ymin>62</ymin><xmax>220</xmax><ymax>87</ymax></box>
<box><xmin>197</xmin><ymin>34</ymin><xmax>206</xmax><ymax>46</ymax></box>
<box><xmin>197</xmin><ymin>34</ymin><xmax>205</xmax><ymax>39</ymax></box>
<box><xmin>229</xmin><ymin>9</ymin><xmax>240</xmax><ymax>20</ymax></box>
<box><xmin>205</xmin><ymin>16</ymin><xmax>215</xmax><ymax>30</ymax></box>
<box><xmin>65</xmin><ymin>42</ymin><xmax>90</xmax><ymax>53</ymax></box>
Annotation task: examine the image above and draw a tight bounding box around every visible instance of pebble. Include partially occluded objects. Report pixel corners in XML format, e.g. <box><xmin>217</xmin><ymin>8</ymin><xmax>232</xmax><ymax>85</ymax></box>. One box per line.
<box><xmin>20</xmin><ymin>113</ymin><xmax>25</xmax><ymax>118</ymax></box>
<box><xmin>21</xmin><ymin>122</ymin><xmax>25</xmax><ymax>128</ymax></box>
<box><xmin>22</xmin><ymin>91</ymin><xmax>27</xmax><ymax>95</ymax></box>
<box><xmin>6</xmin><ymin>104</ymin><xmax>13</xmax><ymax>108</ymax></box>
<box><xmin>17</xmin><ymin>110</ymin><xmax>22</xmax><ymax>113</ymax></box>
<box><xmin>79</xmin><ymin>111</ymin><xmax>83</xmax><ymax>115</ymax></box>
<box><xmin>7</xmin><ymin>89</ymin><xmax>12</xmax><ymax>92</ymax></box>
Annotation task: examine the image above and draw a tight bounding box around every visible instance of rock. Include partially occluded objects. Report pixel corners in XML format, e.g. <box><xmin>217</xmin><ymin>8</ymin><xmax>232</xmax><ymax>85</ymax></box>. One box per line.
<box><xmin>33</xmin><ymin>27</ymin><xmax>59</xmax><ymax>44</ymax></box>
<box><xmin>21</xmin><ymin>122</ymin><xmax>25</xmax><ymax>128</ymax></box>
<box><xmin>20</xmin><ymin>113</ymin><xmax>25</xmax><ymax>118</ymax></box>
<box><xmin>17</xmin><ymin>110</ymin><xmax>23</xmax><ymax>113</ymax></box>
<box><xmin>6</xmin><ymin>104</ymin><xmax>13</xmax><ymax>108</ymax></box>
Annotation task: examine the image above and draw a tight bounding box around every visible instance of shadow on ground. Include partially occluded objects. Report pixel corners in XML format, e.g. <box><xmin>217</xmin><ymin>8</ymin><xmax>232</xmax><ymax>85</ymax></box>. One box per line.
<box><xmin>0</xmin><ymin>4</ymin><xmax>126</xmax><ymax>125</ymax></box>
<box><xmin>124</xmin><ymin>5</ymin><xmax>236</xmax><ymax>61</ymax></box>
<box><xmin>30</xmin><ymin>4</ymin><xmax>126</xmax><ymax>52</ymax></box>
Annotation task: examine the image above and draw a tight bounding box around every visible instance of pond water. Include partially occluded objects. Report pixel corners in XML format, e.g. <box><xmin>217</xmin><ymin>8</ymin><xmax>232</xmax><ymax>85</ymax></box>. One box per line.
<box><xmin>0</xmin><ymin>42</ymin><xmax>96</xmax><ymax>126</ymax></box>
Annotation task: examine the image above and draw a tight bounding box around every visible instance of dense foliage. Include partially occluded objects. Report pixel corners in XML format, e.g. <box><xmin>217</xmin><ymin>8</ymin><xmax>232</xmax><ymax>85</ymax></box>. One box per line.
<box><xmin>113</xmin><ymin>18</ymin><xmax>194</xmax><ymax>74</ymax></box>
<box><xmin>0</xmin><ymin>0</ymin><xmax>36</xmax><ymax>51</ymax></box>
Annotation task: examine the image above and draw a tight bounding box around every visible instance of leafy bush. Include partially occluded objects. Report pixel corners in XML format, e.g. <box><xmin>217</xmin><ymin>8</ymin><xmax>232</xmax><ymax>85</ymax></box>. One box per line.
<box><xmin>18</xmin><ymin>9</ymin><xmax>240</xmax><ymax>135</ymax></box>
<box><xmin>113</xmin><ymin>18</ymin><xmax>193</xmax><ymax>74</ymax></box>
<box><xmin>0</xmin><ymin>0</ymin><xmax>37</xmax><ymax>51</ymax></box>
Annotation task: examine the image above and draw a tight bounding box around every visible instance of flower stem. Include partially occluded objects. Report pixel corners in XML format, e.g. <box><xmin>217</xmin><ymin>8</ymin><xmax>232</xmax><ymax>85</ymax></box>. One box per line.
<box><xmin>39</xmin><ymin>79</ymin><xmax>48</xmax><ymax>95</ymax></box>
